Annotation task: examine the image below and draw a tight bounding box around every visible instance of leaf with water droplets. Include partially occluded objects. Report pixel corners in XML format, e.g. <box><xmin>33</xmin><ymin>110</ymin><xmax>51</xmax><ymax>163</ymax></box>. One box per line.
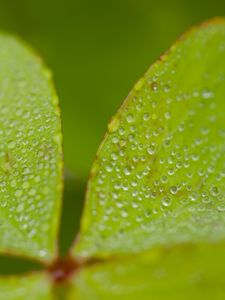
<box><xmin>0</xmin><ymin>273</ymin><xmax>53</xmax><ymax>299</ymax></box>
<box><xmin>74</xmin><ymin>18</ymin><xmax>225</xmax><ymax>258</ymax></box>
<box><xmin>71</xmin><ymin>244</ymin><xmax>225</xmax><ymax>299</ymax></box>
<box><xmin>0</xmin><ymin>35</ymin><xmax>62</xmax><ymax>261</ymax></box>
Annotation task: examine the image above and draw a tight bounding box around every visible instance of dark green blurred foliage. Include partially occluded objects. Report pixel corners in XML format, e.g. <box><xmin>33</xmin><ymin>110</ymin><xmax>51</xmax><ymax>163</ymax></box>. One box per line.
<box><xmin>0</xmin><ymin>0</ymin><xmax>224</xmax><ymax>262</ymax></box>
<box><xmin>0</xmin><ymin>255</ymin><xmax>42</xmax><ymax>275</ymax></box>
<box><xmin>59</xmin><ymin>170</ymin><xmax>85</xmax><ymax>256</ymax></box>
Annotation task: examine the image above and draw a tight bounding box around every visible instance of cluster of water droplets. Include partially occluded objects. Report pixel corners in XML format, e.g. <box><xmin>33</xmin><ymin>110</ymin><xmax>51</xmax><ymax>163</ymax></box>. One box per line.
<box><xmin>0</xmin><ymin>37</ymin><xmax>62</xmax><ymax>259</ymax></box>
<box><xmin>77</xmin><ymin>26</ymin><xmax>225</xmax><ymax>257</ymax></box>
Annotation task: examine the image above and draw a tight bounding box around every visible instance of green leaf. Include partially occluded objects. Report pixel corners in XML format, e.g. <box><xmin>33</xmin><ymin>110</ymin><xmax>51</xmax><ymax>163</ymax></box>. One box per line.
<box><xmin>74</xmin><ymin>18</ymin><xmax>225</xmax><ymax>258</ymax></box>
<box><xmin>0</xmin><ymin>273</ymin><xmax>53</xmax><ymax>299</ymax></box>
<box><xmin>71</xmin><ymin>244</ymin><xmax>225</xmax><ymax>299</ymax></box>
<box><xmin>0</xmin><ymin>35</ymin><xmax>62</xmax><ymax>261</ymax></box>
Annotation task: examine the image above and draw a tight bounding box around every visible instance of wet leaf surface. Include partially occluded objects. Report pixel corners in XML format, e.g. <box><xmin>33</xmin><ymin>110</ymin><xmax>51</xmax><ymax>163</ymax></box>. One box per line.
<box><xmin>72</xmin><ymin>243</ymin><xmax>225</xmax><ymax>300</ymax></box>
<box><xmin>0</xmin><ymin>35</ymin><xmax>63</xmax><ymax>261</ymax></box>
<box><xmin>0</xmin><ymin>273</ymin><xmax>53</xmax><ymax>300</ymax></box>
<box><xmin>74</xmin><ymin>19</ymin><xmax>225</xmax><ymax>259</ymax></box>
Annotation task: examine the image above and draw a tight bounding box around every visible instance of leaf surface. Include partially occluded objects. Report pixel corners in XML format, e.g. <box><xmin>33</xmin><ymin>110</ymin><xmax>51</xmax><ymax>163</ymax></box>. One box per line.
<box><xmin>71</xmin><ymin>244</ymin><xmax>225</xmax><ymax>300</ymax></box>
<box><xmin>0</xmin><ymin>35</ymin><xmax>62</xmax><ymax>261</ymax></box>
<box><xmin>74</xmin><ymin>19</ymin><xmax>225</xmax><ymax>258</ymax></box>
<box><xmin>0</xmin><ymin>273</ymin><xmax>53</xmax><ymax>300</ymax></box>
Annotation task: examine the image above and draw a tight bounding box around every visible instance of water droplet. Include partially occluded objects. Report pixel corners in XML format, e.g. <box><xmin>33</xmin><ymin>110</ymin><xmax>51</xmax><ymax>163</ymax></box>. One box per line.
<box><xmin>147</xmin><ymin>145</ymin><xmax>156</xmax><ymax>155</ymax></box>
<box><xmin>164</xmin><ymin>111</ymin><xmax>171</xmax><ymax>120</ymax></box>
<box><xmin>121</xmin><ymin>210</ymin><xmax>128</xmax><ymax>218</ymax></box>
<box><xmin>112</xmin><ymin>136</ymin><xmax>119</xmax><ymax>144</ymax></box>
<box><xmin>217</xmin><ymin>204</ymin><xmax>225</xmax><ymax>212</ymax></box>
<box><xmin>151</xmin><ymin>82</ymin><xmax>158</xmax><ymax>91</ymax></box>
<box><xmin>15</xmin><ymin>190</ymin><xmax>23</xmax><ymax>198</ymax></box>
<box><xmin>105</xmin><ymin>165</ymin><xmax>113</xmax><ymax>173</ymax></box>
<box><xmin>17</xmin><ymin>203</ymin><xmax>24</xmax><ymax>213</ymax></box>
<box><xmin>189</xmin><ymin>192</ymin><xmax>198</xmax><ymax>201</ymax></box>
<box><xmin>210</xmin><ymin>186</ymin><xmax>219</xmax><ymax>196</ymax></box>
<box><xmin>111</xmin><ymin>152</ymin><xmax>118</xmax><ymax>161</ymax></box>
<box><xmin>124</xmin><ymin>167</ymin><xmax>131</xmax><ymax>176</ymax></box>
<box><xmin>143</xmin><ymin>113</ymin><xmax>150</xmax><ymax>121</ymax></box>
<box><xmin>126</xmin><ymin>114</ymin><xmax>134</xmax><ymax>123</ymax></box>
<box><xmin>170</xmin><ymin>186</ymin><xmax>178</xmax><ymax>194</ymax></box>
<box><xmin>202</xmin><ymin>89</ymin><xmax>214</xmax><ymax>99</ymax></box>
<box><xmin>162</xmin><ymin>196</ymin><xmax>172</xmax><ymax>207</ymax></box>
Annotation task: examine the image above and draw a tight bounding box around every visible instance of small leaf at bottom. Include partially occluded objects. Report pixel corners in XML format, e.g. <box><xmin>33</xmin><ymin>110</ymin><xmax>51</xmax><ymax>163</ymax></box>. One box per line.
<box><xmin>0</xmin><ymin>273</ymin><xmax>53</xmax><ymax>300</ymax></box>
<box><xmin>71</xmin><ymin>244</ymin><xmax>225</xmax><ymax>300</ymax></box>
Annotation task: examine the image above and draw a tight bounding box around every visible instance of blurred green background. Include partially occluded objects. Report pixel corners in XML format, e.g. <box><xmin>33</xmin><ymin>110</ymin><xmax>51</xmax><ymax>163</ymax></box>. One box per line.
<box><xmin>0</xmin><ymin>0</ymin><xmax>224</xmax><ymax>256</ymax></box>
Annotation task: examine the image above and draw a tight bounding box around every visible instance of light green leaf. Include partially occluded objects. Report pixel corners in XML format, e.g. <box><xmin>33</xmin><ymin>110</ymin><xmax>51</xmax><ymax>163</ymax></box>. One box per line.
<box><xmin>0</xmin><ymin>35</ymin><xmax>62</xmax><ymax>261</ymax></box>
<box><xmin>0</xmin><ymin>273</ymin><xmax>53</xmax><ymax>300</ymax></box>
<box><xmin>71</xmin><ymin>244</ymin><xmax>225</xmax><ymax>300</ymax></box>
<box><xmin>74</xmin><ymin>19</ymin><xmax>225</xmax><ymax>258</ymax></box>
